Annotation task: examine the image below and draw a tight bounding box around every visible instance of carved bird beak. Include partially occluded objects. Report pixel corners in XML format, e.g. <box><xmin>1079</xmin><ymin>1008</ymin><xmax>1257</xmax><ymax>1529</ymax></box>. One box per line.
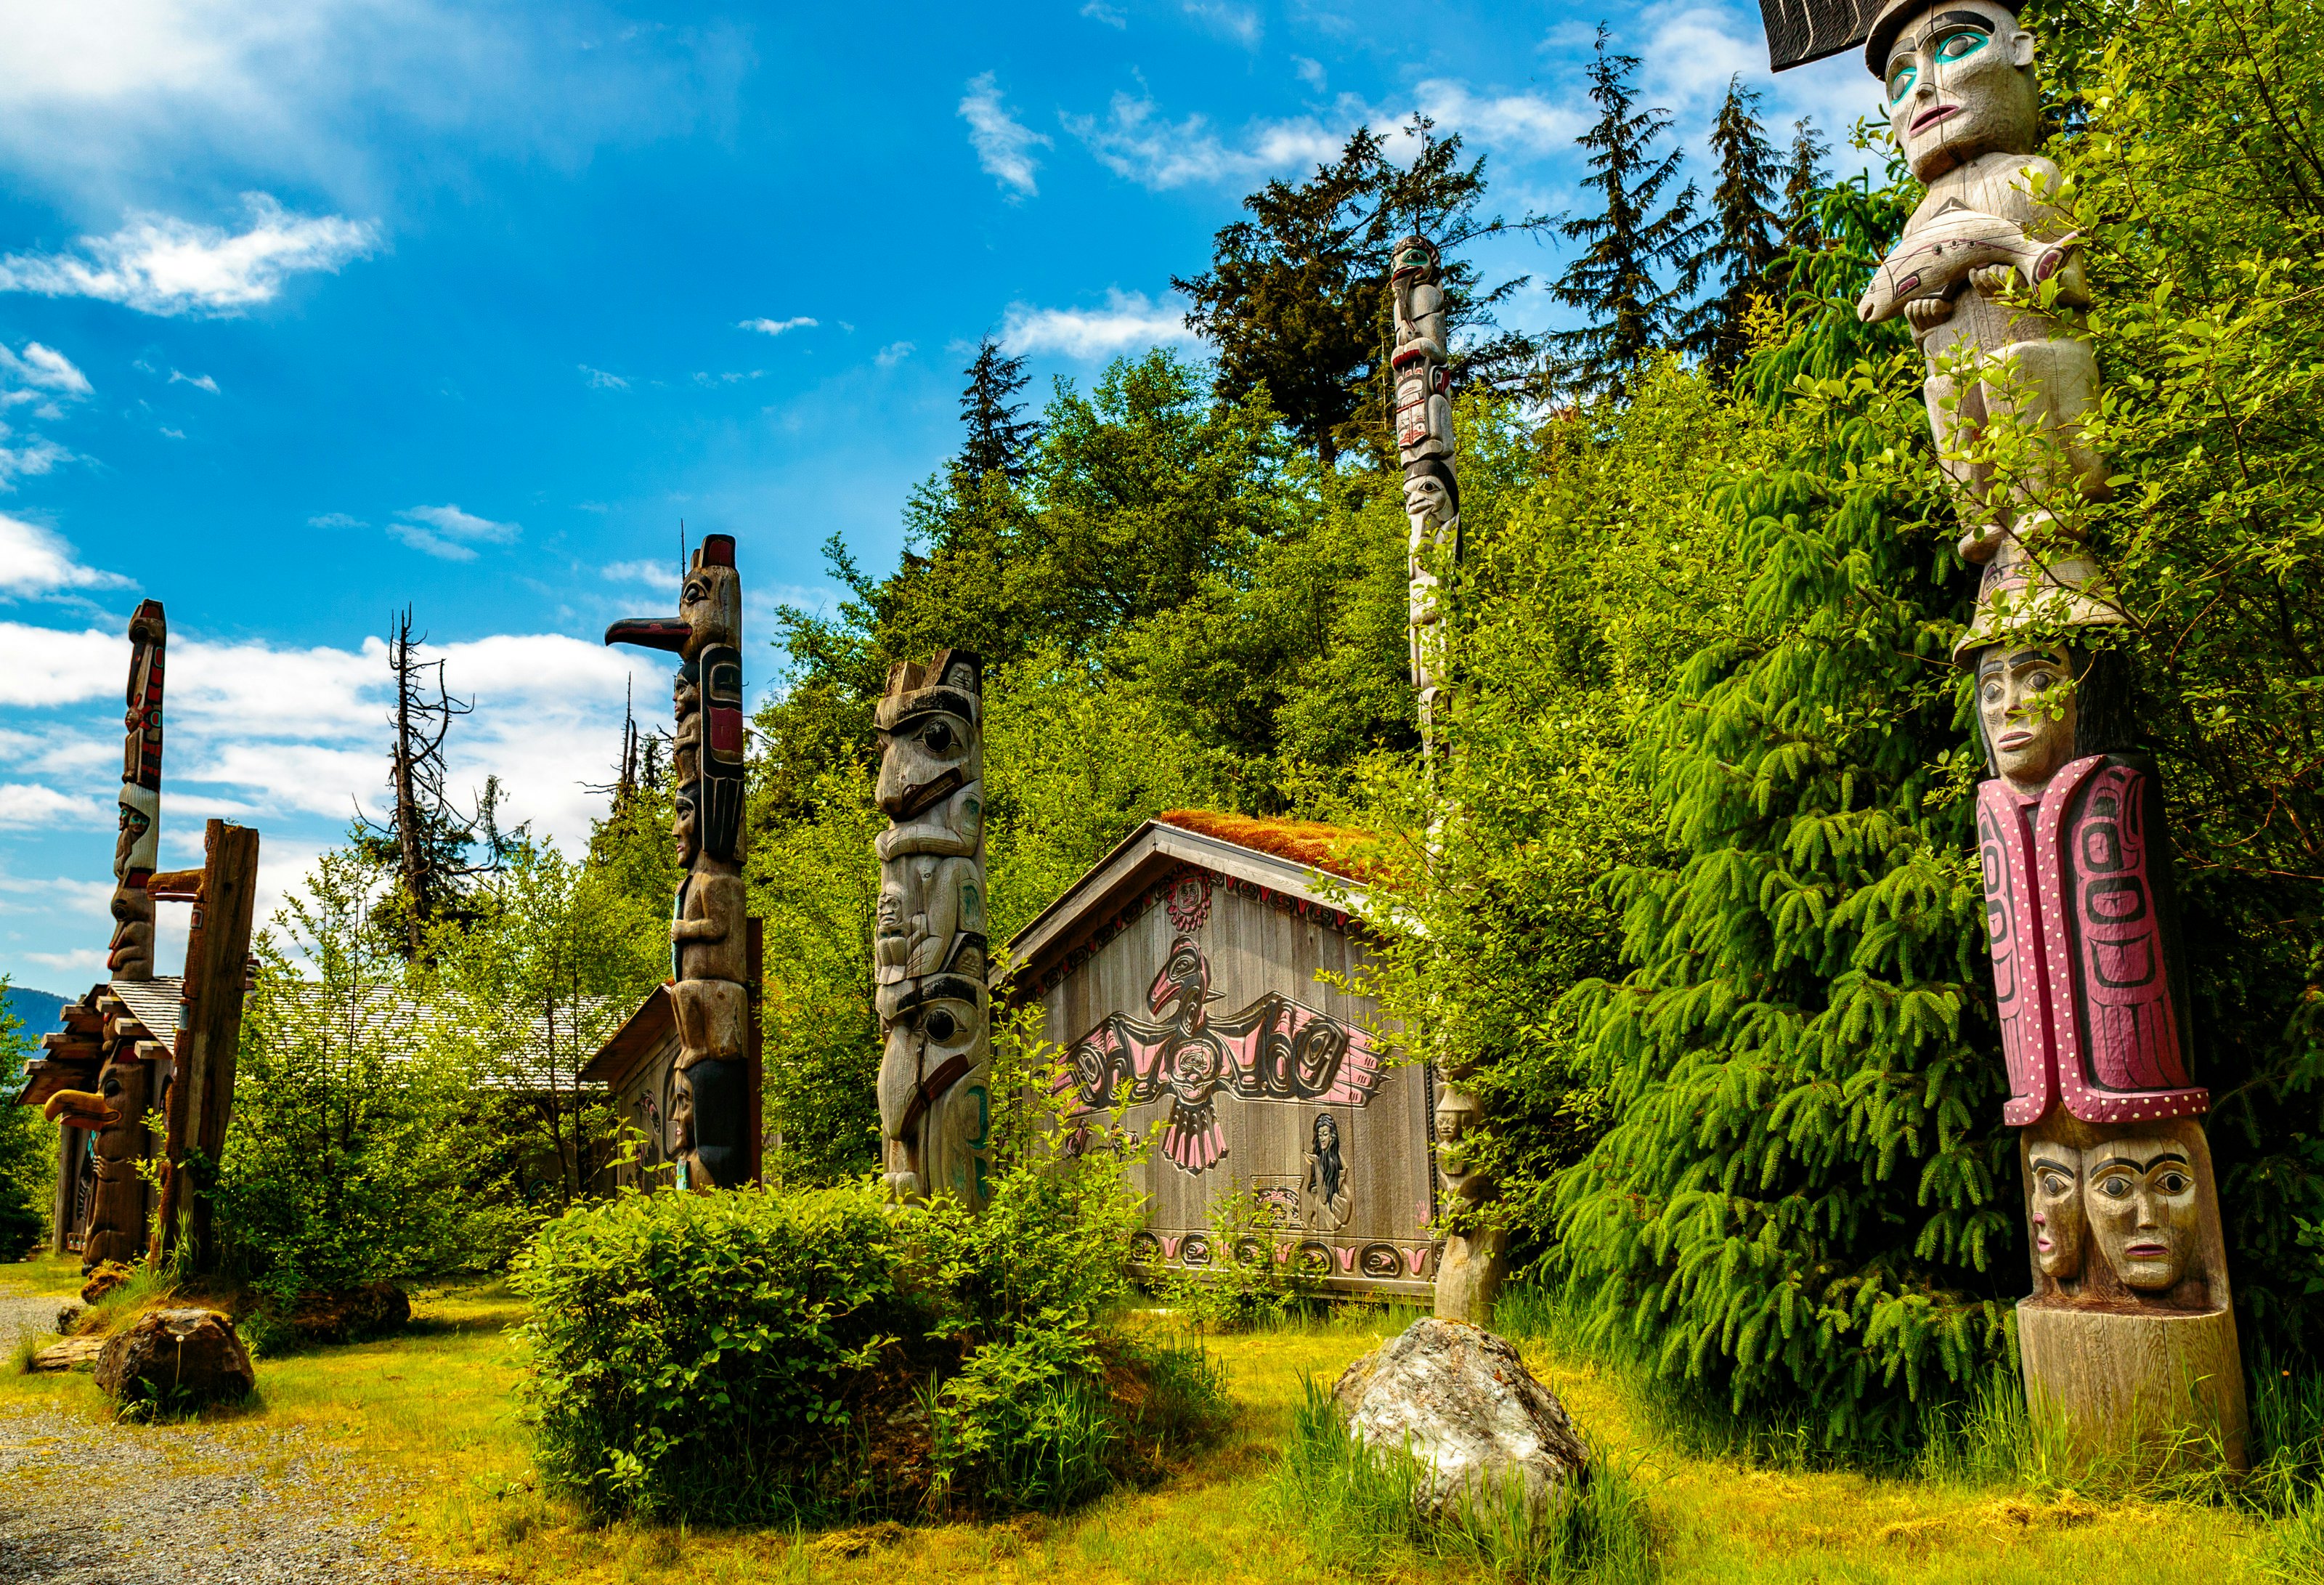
<box><xmin>604</xmin><ymin>618</ymin><xmax>691</xmax><ymax>654</ymax></box>
<box><xmin>42</xmin><ymin>1090</ymin><xmax>120</xmax><ymax>1128</ymax></box>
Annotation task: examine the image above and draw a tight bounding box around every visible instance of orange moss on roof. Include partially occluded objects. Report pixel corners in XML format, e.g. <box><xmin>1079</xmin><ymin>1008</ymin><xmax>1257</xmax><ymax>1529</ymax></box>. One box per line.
<box><xmin>1155</xmin><ymin>808</ymin><xmax>1383</xmax><ymax>881</ymax></box>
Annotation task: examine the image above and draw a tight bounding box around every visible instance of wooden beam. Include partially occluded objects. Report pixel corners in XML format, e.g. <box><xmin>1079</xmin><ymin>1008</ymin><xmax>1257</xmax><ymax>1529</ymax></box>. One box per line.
<box><xmin>38</xmin><ymin>1033</ymin><xmax>103</xmax><ymax>1061</ymax></box>
<box><xmin>104</xmin><ymin>1016</ymin><xmax>151</xmax><ymax>1045</ymax></box>
<box><xmin>151</xmin><ymin>820</ymin><xmax>259</xmax><ymax>1273</ymax></box>
<box><xmin>145</xmin><ymin>869</ymin><xmax>204</xmax><ymax>902</ymax></box>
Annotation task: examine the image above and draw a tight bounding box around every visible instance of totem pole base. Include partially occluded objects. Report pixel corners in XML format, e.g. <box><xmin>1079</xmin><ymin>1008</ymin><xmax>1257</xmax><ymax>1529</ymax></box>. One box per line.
<box><xmin>1433</xmin><ymin>1227</ymin><xmax>1507</xmax><ymax>1326</ymax></box>
<box><xmin>2018</xmin><ymin>1300</ymin><xmax>2248</xmax><ymax>1472</ymax></box>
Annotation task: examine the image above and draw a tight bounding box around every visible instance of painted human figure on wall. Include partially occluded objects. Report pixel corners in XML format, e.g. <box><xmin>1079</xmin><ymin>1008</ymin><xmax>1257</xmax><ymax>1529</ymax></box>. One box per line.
<box><xmin>1301</xmin><ymin>1112</ymin><xmax>1352</xmax><ymax>1231</ymax></box>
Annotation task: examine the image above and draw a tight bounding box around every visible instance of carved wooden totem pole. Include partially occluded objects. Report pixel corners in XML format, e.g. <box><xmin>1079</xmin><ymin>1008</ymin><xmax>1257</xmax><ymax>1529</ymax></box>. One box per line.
<box><xmin>1759</xmin><ymin>0</ymin><xmax>2247</xmax><ymax>1464</ymax></box>
<box><xmin>872</xmin><ymin>649</ymin><xmax>992</xmax><ymax>1209</ymax></box>
<box><xmin>109</xmin><ymin>601</ymin><xmax>167</xmax><ymax>981</ymax></box>
<box><xmin>607</xmin><ymin>535</ymin><xmax>753</xmax><ymax>1190</ymax></box>
<box><xmin>1391</xmin><ymin>235</ymin><xmax>1503</xmax><ymax>1323</ymax></box>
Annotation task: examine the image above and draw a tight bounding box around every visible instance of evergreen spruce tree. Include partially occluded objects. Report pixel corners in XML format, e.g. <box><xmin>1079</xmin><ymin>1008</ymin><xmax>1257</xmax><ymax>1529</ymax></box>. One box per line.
<box><xmin>954</xmin><ymin>335</ymin><xmax>1039</xmax><ymax>485</ymax></box>
<box><xmin>1781</xmin><ymin>117</ymin><xmax>1832</xmax><ymax>253</ymax></box>
<box><xmin>1553</xmin><ymin>179</ymin><xmax>2015</xmax><ymax>1446</ymax></box>
<box><xmin>1680</xmin><ymin>77</ymin><xmax>1784</xmax><ymax>379</ymax></box>
<box><xmin>1176</xmin><ymin>115</ymin><xmax>1543</xmax><ymax>465</ymax></box>
<box><xmin>1548</xmin><ymin>29</ymin><xmax>1710</xmax><ymax>400</ymax></box>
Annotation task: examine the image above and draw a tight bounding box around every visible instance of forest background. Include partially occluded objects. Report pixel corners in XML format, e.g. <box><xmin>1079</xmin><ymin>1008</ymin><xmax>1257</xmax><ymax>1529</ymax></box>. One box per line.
<box><xmin>4</xmin><ymin>0</ymin><xmax>2321</xmax><ymax>1453</ymax></box>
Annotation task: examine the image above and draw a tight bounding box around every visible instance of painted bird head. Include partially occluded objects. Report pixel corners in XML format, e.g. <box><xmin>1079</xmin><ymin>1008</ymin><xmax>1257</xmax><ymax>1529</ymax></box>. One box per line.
<box><xmin>1147</xmin><ymin>936</ymin><xmax>1221</xmax><ymax>1025</ymax></box>
<box><xmin>41</xmin><ymin>1088</ymin><xmax>120</xmax><ymax>1129</ymax></box>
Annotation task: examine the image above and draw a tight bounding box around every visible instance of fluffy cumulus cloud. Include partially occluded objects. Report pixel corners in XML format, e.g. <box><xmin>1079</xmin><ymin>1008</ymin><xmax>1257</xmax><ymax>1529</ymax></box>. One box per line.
<box><xmin>0</xmin><ymin>193</ymin><xmax>378</xmax><ymax>316</ymax></box>
<box><xmin>1063</xmin><ymin>92</ymin><xmax>1344</xmax><ymax>190</ymax></box>
<box><xmin>1413</xmin><ymin>80</ymin><xmax>1589</xmax><ymax>158</ymax></box>
<box><xmin>0</xmin><ymin>519</ymin><xmax>127</xmax><ymax>601</ymax></box>
<box><xmin>0</xmin><ymin>341</ymin><xmax>92</xmax><ymax>409</ymax></box>
<box><xmin>959</xmin><ymin>72</ymin><xmax>1051</xmax><ymax>198</ymax></box>
<box><xmin>389</xmin><ymin>503</ymin><xmax>520</xmax><ymax>561</ymax></box>
<box><xmin>1000</xmin><ymin>289</ymin><xmax>1196</xmax><ymax>359</ymax></box>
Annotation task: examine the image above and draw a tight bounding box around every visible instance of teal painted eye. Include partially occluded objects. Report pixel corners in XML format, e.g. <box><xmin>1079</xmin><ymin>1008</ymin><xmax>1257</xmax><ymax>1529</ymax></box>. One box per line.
<box><xmin>1936</xmin><ymin>28</ymin><xmax>1990</xmax><ymax>61</ymax></box>
<box><xmin>1888</xmin><ymin>62</ymin><xmax>1917</xmax><ymax>102</ymax></box>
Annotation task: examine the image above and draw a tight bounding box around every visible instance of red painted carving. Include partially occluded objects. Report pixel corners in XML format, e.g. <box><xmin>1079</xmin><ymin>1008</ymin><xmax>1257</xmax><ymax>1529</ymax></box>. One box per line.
<box><xmin>1059</xmin><ymin>933</ymin><xmax>1384</xmax><ymax>1175</ymax></box>
<box><xmin>1981</xmin><ymin>754</ymin><xmax>2208</xmax><ymax>1127</ymax></box>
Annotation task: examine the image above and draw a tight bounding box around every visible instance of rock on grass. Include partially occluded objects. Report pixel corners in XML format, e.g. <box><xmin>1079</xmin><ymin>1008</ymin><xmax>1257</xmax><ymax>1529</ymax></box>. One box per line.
<box><xmin>1333</xmin><ymin>1317</ymin><xmax>1588</xmax><ymax>1520</ymax></box>
<box><xmin>95</xmin><ymin>1307</ymin><xmax>256</xmax><ymax>1408</ymax></box>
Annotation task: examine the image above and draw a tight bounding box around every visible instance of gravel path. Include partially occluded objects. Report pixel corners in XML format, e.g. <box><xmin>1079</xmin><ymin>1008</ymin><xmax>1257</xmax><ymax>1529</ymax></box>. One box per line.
<box><xmin>0</xmin><ymin>1270</ymin><xmax>497</xmax><ymax>1584</ymax></box>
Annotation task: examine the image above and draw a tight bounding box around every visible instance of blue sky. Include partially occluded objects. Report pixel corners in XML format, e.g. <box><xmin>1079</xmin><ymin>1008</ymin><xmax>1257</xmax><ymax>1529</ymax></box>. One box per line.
<box><xmin>0</xmin><ymin>0</ymin><xmax>1872</xmax><ymax>994</ymax></box>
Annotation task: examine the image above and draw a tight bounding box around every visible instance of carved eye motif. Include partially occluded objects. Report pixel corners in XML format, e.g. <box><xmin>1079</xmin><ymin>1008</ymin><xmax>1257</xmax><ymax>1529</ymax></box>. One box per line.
<box><xmin>2096</xmin><ymin>1172</ymin><xmax>2134</xmax><ymax>1200</ymax></box>
<box><xmin>2035</xmin><ymin>1168</ymin><xmax>2072</xmax><ymax>1198</ymax></box>
<box><xmin>2156</xmin><ymin>1170</ymin><xmax>2192</xmax><ymax>1196</ymax></box>
<box><xmin>1935</xmin><ymin>28</ymin><xmax>1989</xmax><ymax>62</ymax></box>
<box><xmin>925</xmin><ymin>1009</ymin><xmax>957</xmax><ymax>1042</ymax></box>
<box><xmin>1888</xmin><ymin>62</ymin><xmax>1917</xmax><ymax>103</ymax></box>
<box><xmin>922</xmin><ymin>721</ymin><xmax>954</xmax><ymax>753</ymax></box>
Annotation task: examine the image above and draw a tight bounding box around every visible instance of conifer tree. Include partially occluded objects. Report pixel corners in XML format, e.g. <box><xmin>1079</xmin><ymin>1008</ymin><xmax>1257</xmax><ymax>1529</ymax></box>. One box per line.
<box><xmin>1548</xmin><ymin>29</ymin><xmax>1709</xmax><ymax>400</ymax></box>
<box><xmin>1781</xmin><ymin>117</ymin><xmax>1831</xmax><ymax>252</ymax></box>
<box><xmin>1680</xmin><ymin>76</ymin><xmax>1784</xmax><ymax>379</ymax></box>
<box><xmin>1176</xmin><ymin>115</ymin><xmax>1543</xmax><ymax>466</ymax></box>
<box><xmin>955</xmin><ymin>335</ymin><xmax>1039</xmax><ymax>485</ymax></box>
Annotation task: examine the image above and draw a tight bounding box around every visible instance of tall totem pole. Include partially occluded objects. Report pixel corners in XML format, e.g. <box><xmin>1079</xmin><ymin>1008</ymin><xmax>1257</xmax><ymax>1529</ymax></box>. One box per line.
<box><xmin>872</xmin><ymin>650</ymin><xmax>993</xmax><ymax>1209</ymax></box>
<box><xmin>108</xmin><ymin>601</ymin><xmax>168</xmax><ymax>981</ymax></box>
<box><xmin>1391</xmin><ymin>236</ymin><xmax>1503</xmax><ymax>1323</ymax></box>
<box><xmin>1759</xmin><ymin>0</ymin><xmax>2247</xmax><ymax>1462</ymax></box>
<box><xmin>607</xmin><ymin>535</ymin><xmax>753</xmax><ymax>1190</ymax></box>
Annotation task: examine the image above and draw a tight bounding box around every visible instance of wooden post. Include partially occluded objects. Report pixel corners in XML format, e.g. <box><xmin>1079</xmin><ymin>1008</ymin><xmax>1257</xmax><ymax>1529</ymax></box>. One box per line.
<box><xmin>51</xmin><ymin>1126</ymin><xmax>74</xmax><ymax>1255</ymax></box>
<box><xmin>747</xmin><ymin>916</ymin><xmax>763</xmax><ymax>1187</ymax></box>
<box><xmin>148</xmin><ymin>820</ymin><xmax>259</xmax><ymax>1272</ymax></box>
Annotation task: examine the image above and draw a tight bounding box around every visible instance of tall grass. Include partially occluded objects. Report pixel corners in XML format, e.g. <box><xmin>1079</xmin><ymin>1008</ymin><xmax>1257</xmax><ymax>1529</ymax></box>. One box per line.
<box><xmin>1268</xmin><ymin>1376</ymin><xmax>1656</xmax><ymax>1582</ymax></box>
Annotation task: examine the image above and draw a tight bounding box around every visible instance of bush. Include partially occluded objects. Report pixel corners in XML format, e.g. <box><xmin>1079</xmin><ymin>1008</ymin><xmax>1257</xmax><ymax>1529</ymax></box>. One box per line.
<box><xmin>516</xmin><ymin>1143</ymin><xmax>1229</xmax><ymax>1524</ymax></box>
<box><xmin>1160</xmin><ymin>1185</ymin><xmax>1325</xmax><ymax>1332</ymax></box>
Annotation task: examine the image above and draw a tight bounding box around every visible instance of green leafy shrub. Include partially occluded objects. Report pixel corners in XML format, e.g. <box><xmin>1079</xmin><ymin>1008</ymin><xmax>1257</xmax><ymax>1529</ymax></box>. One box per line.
<box><xmin>1160</xmin><ymin>1185</ymin><xmax>1325</xmax><ymax>1332</ymax></box>
<box><xmin>516</xmin><ymin>1134</ymin><xmax>1227</xmax><ymax>1524</ymax></box>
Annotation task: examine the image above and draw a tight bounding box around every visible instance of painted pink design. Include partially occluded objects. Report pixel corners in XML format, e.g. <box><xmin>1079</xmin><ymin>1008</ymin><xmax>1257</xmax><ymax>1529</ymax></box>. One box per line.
<box><xmin>1274</xmin><ymin>1241</ymin><xmax>1293</xmax><ymax>1265</ymax></box>
<box><xmin>1334</xmin><ymin>1245</ymin><xmax>1357</xmax><ymax>1273</ymax></box>
<box><xmin>1163</xmin><ymin>870</ymin><xmax>1214</xmax><ymax>933</ymax></box>
<box><xmin>1983</xmin><ymin>755</ymin><xmax>2208</xmax><ymax>1127</ymax></box>
<box><xmin>1404</xmin><ymin>1246</ymin><xmax>1429</xmax><ymax>1276</ymax></box>
<box><xmin>1160</xmin><ymin>1236</ymin><xmax>1182</xmax><ymax>1262</ymax></box>
<box><xmin>1063</xmin><ymin>933</ymin><xmax>1384</xmax><ymax>1176</ymax></box>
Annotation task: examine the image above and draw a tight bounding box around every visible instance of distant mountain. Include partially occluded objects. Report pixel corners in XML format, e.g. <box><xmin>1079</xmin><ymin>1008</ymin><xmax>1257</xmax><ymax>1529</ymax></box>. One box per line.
<box><xmin>4</xmin><ymin>986</ymin><xmax>68</xmax><ymax>1037</ymax></box>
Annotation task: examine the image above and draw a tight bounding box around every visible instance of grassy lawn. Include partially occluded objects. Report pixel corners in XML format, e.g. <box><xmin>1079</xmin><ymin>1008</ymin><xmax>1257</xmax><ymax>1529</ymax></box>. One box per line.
<box><xmin>0</xmin><ymin>1255</ymin><xmax>2284</xmax><ymax>1583</ymax></box>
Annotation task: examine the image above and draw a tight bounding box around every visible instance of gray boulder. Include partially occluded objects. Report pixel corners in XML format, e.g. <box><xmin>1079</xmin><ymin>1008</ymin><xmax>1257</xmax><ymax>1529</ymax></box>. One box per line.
<box><xmin>94</xmin><ymin>1308</ymin><xmax>255</xmax><ymax>1407</ymax></box>
<box><xmin>1332</xmin><ymin>1317</ymin><xmax>1588</xmax><ymax>1520</ymax></box>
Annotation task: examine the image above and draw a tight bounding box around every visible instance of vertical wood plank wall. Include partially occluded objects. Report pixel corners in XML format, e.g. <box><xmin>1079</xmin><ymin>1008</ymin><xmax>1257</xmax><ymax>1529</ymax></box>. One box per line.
<box><xmin>1036</xmin><ymin>876</ymin><xmax>1437</xmax><ymax>1296</ymax></box>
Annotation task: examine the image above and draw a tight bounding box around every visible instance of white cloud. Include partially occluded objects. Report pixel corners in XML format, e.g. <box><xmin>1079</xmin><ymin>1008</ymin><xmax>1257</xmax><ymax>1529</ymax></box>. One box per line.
<box><xmin>307</xmin><ymin>511</ymin><xmax>365</xmax><ymax>529</ymax></box>
<box><xmin>1063</xmin><ymin>92</ymin><xmax>1344</xmax><ymax>189</ymax></box>
<box><xmin>168</xmin><ymin>368</ymin><xmax>220</xmax><ymax>393</ymax></box>
<box><xmin>1000</xmin><ymin>289</ymin><xmax>1195</xmax><ymax>359</ymax></box>
<box><xmin>1293</xmin><ymin>56</ymin><xmax>1328</xmax><ymax>92</ymax></box>
<box><xmin>0</xmin><ymin>341</ymin><xmax>92</xmax><ymax>405</ymax></box>
<box><xmin>960</xmin><ymin>72</ymin><xmax>1051</xmax><ymax>198</ymax></box>
<box><xmin>0</xmin><ymin>519</ymin><xmax>126</xmax><ymax>599</ymax></box>
<box><xmin>874</xmin><ymin>341</ymin><xmax>915</xmax><ymax>368</ymax></box>
<box><xmin>0</xmin><ymin>782</ymin><xmax>110</xmax><ymax>830</ymax></box>
<box><xmin>389</xmin><ymin>503</ymin><xmax>519</xmax><ymax>562</ymax></box>
<box><xmin>0</xmin><ymin>870</ymin><xmax>113</xmax><ymax>916</ymax></box>
<box><xmin>0</xmin><ymin>430</ymin><xmax>70</xmax><ymax>489</ymax></box>
<box><xmin>22</xmin><ymin>947</ymin><xmax>108</xmax><ymax>978</ymax></box>
<box><xmin>1181</xmin><ymin>1</ymin><xmax>1260</xmax><ymax>46</ymax></box>
<box><xmin>1082</xmin><ymin>1</ymin><xmax>1127</xmax><ymax>25</ymax></box>
<box><xmin>603</xmin><ymin>559</ymin><xmax>682</xmax><ymax>592</ymax></box>
<box><xmin>1413</xmin><ymin>80</ymin><xmax>1588</xmax><ymax>158</ymax></box>
<box><xmin>580</xmin><ymin>365</ymin><xmax>629</xmax><ymax>389</ymax></box>
<box><xmin>739</xmin><ymin>315</ymin><xmax>816</xmax><ymax>336</ymax></box>
<box><xmin>0</xmin><ymin>193</ymin><xmax>378</xmax><ymax>316</ymax></box>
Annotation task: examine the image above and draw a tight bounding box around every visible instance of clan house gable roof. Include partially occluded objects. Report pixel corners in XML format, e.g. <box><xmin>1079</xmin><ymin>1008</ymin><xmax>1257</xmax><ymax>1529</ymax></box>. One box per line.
<box><xmin>579</xmin><ymin>984</ymin><xmax>675</xmax><ymax>1088</ymax></box>
<box><xmin>1002</xmin><ymin>809</ymin><xmax>1381</xmax><ymax>1000</ymax></box>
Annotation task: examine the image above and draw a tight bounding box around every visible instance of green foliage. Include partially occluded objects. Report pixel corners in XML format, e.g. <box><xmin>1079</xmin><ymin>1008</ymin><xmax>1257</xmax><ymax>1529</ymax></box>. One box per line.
<box><xmin>1161</xmin><ymin>1185</ymin><xmax>1325</xmax><ymax>1332</ymax></box>
<box><xmin>516</xmin><ymin>1142</ymin><xmax>1224</xmax><ymax>1524</ymax></box>
<box><xmin>0</xmin><ymin>983</ymin><xmax>52</xmax><ymax>1260</ymax></box>
<box><xmin>215</xmin><ymin>851</ymin><xmax>515</xmax><ymax>1303</ymax></box>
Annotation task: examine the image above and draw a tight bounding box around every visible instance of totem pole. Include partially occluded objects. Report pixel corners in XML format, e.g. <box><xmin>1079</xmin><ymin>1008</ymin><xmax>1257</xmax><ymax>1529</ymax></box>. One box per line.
<box><xmin>109</xmin><ymin>601</ymin><xmax>167</xmax><ymax>981</ymax></box>
<box><xmin>606</xmin><ymin>535</ymin><xmax>753</xmax><ymax>1190</ymax></box>
<box><xmin>1758</xmin><ymin>0</ymin><xmax>2247</xmax><ymax>1463</ymax></box>
<box><xmin>1391</xmin><ymin>235</ymin><xmax>1503</xmax><ymax>1323</ymax></box>
<box><xmin>872</xmin><ymin>649</ymin><xmax>992</xmax><ymax>1209</ymax></box>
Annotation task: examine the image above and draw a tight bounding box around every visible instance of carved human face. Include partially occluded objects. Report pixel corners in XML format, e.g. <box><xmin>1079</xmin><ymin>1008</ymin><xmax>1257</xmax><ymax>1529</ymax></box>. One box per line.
<box><xmin>673</xmin><ymin>790</ymin><xmax>699</xmax><ymax>868</ymax></box>
<box><xmin>1434</xmin><ymin>1089</ymin><xmax>1487</xmax><ymax>1201</ymax></box>
<box><xmin>2028</xmin><ymin>1146</ymin><xmax>2086</xmax><ymax>1280</ymax></box>
<box><xmin>1882</xmin><ymin>1</ymin><xmax>2039</xmax><ymax>181</ymax></box>
<box><xmin>1978</xmin><ymin>645</ymin><xmax>2078</xmax><ymax>793</ymax></box>
<box><xmin>113</xmin><ymin>784</ymin><xmax>158</xmax><ymax>876</ymax></box>
<box><xmin>1404</xmin><ymin>472</ymin><xmax>1455</xmax><ymax>538</ymax></box>
<box><xmin>667</xmin><ymin>1073</ymin><xmax>695</xmax><ymax>1154</ymax></box>
<box><xmin>2085</xmin><ymin>1138</ymin><xmax>2200</xmax><ymax>1291</ymax></box>
<box><xmin>1314</xmin><ymin>1114</ymin><xmax>1338</xmax><ymax>1153</ymax></box>
<box><xmin>678</xmin><ymin>563</ymin><xmax>742</xmax><ymax>657</ymax></box>
<box><xmin>885</xmin><ymin>989</ymin><xmax>983</xmax><ymax>1090</ymax></box>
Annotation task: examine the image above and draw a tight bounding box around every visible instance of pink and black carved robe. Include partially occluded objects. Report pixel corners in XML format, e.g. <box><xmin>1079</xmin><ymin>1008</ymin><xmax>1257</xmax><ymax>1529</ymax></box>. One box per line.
<box><xmin>1978</xmin><ymin>753</ymin><xmax>2208</xmax><ymax>1127</ymax></box>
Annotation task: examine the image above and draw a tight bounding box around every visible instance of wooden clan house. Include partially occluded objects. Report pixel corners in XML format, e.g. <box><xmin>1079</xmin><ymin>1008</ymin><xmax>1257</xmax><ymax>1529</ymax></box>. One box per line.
<box><xmin>1005</xmin><ymin>811</ymin><xmax>1437</xmax><ymax>1297</ymax></box>
<box><xmin>17</xmin><ymin>978</ymin><xmax>190</xmax><ymax>1260</ymax></box>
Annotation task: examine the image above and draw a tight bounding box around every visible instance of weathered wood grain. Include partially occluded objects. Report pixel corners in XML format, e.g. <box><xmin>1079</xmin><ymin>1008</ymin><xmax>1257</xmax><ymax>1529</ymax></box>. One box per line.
<box><xmin>2019</xmin><ymin>1300</ymin><xmax>2248</xmax><ymax>1471</ymax></box>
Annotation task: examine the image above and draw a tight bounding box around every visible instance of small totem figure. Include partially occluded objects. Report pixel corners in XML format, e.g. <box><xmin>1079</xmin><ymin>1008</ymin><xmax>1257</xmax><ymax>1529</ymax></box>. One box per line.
<box><xmin>873</xmin><ymin>649</ymin><xmax>992</xmax><ymax>1209</ymax></box>
<box><xmin>109</xmin><ymin>601</ymin><xmax>167</xmax><ymax>980</ymax></box>
<box><xmin>606</xmin><ymin>536</ymin><xmax>753</xmax><ymax>1190</ymax></box>
<box><xmin>1755</xmin><ymin>0</ymin><xmax>2246</xmax><ymax>1465</ymax></box>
